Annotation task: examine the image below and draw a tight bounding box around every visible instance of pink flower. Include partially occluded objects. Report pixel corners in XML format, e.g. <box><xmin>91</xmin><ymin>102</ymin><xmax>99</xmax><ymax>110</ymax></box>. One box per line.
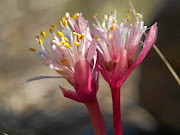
<box><xmin>93</xmin><ymin>10</ymin><xmax>158</xmax><ymax>87</ymax></box>
<box><xmin>29</xmin><ymin>12</ymin><xmax>98</xmax><ymax>103</ymax></box>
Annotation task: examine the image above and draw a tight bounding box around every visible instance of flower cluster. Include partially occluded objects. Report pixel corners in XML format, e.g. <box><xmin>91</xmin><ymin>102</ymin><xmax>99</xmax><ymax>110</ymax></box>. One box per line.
<box><xmin>29</xmin><ymin>8</ymin><xmax>158</xmax><ymax>135</ymax></box>
<box><xmin>93</xmin><ymin>10</ymin><xmax>157</xmax><ymax>87</ymax></box>
<box><xmin>29</xmin><ymin>13</ymin><xmax>98</xmax><ymax>103</ymax></box>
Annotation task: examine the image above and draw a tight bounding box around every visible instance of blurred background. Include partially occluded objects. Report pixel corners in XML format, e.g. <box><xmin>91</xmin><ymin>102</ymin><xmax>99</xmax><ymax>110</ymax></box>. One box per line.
<box><xmin>0</xmin><ymin>0</ymin><xmax>179</xmax><ymax>134</ymax></box>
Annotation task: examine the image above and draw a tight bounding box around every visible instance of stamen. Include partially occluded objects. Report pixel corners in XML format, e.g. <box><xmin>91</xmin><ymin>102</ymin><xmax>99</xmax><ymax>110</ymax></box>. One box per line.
<box><xmin>80</xmin><ymin>33</ymin><xmax>85</xmax><ymax>39</ymax></box>
<box><xmin>77</xmin><ymin>35</ymin><xmax>81</xmax><ymax>40</ymax></box>
<box><xmin>104</xmin><ymin>15</ymin><xmax>108</xmax><ymax>20</ymax></box>
<box><xmin>62</xmin><ymin>16</ymin><xmax>66</xmax><ymax>21</ymax></box>
<box><xmin>96</xmin><ymin>36</ymin><xmax>100</xmax><ymax>40</ymax></box>
<box><xmin>65</xmin><ymin>43</ymin><xmax>70</xmax><ymax>48</ymax></box>
<box><xmin>51</xmin><ymin>24</ymin><xmax>56</xmax><ymax>28</ymax></box>
<box><xmin>108</xmin><ymin>34</ymin><xmax>113</xmax><ymax>40</ymax></box>
<box><xmin>110</xmin><ymin>23</ymin><xmax>116</xmax><ymax>30</ymax></box>
<box><xmin>73</xmin><ymin>32</ymin><xmax>80</xmax><ymax>36</ymax></box>
<box><xmin>40</xmin><ymin>30</ymin><xmax>44</xmax><ymax>36</ymax></box>
<box><xmin>58</xmin><ymin>31</ymin><xmax>64</xmax><ymax>37</ymax></box>
<box><xmin>60</xmin><ymin>41</ymin><xmax>66</xmax><ymax>44</ymax></box>
<box><xmin>50</xmin><ymin>27</ymin><xmax>53</xmax><ymax>33</ymax></box>
<box><xmin>128</xmin><ymin>9</ymin><xmax>131</xmax><ymax>14</ymax></box>
<box><xmin>29</xmin><ymin>48</ymin><xmax>36</xmax><ymax>52</ymax></box>
<box><xmin>64</xmin><ymin>20</ymin><xmax>68</xmax><ymax>27</ymax></box>
<box><xmin>53</xmin><ymin>42</ymin><xmax>60</xmax><ymax>47</ymax></box>
<box><xmin>65</xmin><ymin>12</ymin><xmax>70</xmax><ymax>18</ymax></box>
<box><xmin>74</xmin><ymin>42</ymin><xmax>79</xmax><ymax>46</ymax></box>
<box><xmin>39</xmin><ymin>39</ymin><xmax>43</xmax><ymax>44</ymax></box>
<box><xmin>36</xmin><ymin>36</ymin><xmax>40</xmax><ymax>39</ymax></box>
<box><xmin>41</xmin><ymin>31</ymin><xmax>46</xmax><ymax>38</ymax></box>
<box><xmin>102</xmin><ymin>23</ymin><xmax>105</xmax><ymax>27</ymax></box>
<box><xmin>61</xmin><ymin>57</ymin><xmax>67</xmax><ymax>63</ymax></box>
<box><xmin>136</xmin><ymin>13</ymin><xmax>142</xmax><ymax>19</ymax></box>
<box><xmin>125</xmin><ymin>15</ymin><xmax>130</xmax><ymax>21</ymax></box>
<box><xmin>114</xmin><ymin>9</ymin><xmax>117</xmax><ymax>13</ymax></box>
<box><xmin>75</xmin><ymin>12</ymin><xmax>79</xmax><ymax>17</ymax></box>
<box><xmin>72</xmin><ymin>15</ymin><xmax>76</xmax><ymax>19</ymax></box>
<box><xmin>64</xmin><ymin>37</ymin><xmax>69</xmax><ymax>42</ymax></box>
<box><xmin>59</xmin><ymin>21</ymin><xmax>63</xmax><ymax>25</ymax></box>
<box><xmin>92</xmin><ymin>14</ymin><xmax>97</xmax><ymax>18</ymax></box>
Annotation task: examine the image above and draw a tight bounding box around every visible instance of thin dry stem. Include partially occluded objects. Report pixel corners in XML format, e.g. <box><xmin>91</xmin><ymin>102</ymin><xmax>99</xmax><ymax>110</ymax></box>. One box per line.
<box><xmin>152</xmin><ymin>45</ymin><xmax>180</xmax><ymax>85</ymax></box>
<box><xmin>144</xmin><ymin>33</ymin><xmax>180</xmax><ymax>85</ymax></box>
<box><xmin>0</xmin><ymin>130</ymin><xmax>8</xmax><ymax>135</ymax></box>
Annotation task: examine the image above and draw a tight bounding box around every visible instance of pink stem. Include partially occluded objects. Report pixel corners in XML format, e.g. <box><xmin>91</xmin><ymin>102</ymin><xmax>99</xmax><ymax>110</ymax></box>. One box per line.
<box><xmin>85</xmin><ymin>99</ymin><xmax>107</xmax><ymax>135</ymax></box>
<box><xmin>110</xmin><ymin>86</ymin><xmax>123</xmax><ymax>135</ymax></box>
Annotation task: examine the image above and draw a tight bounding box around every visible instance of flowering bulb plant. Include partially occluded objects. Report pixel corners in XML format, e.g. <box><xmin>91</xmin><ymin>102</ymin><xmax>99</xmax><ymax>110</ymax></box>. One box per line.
<box><xmin>29</xmin><ymin>5</ymin><xmax>157</xmax><ymax>135</ymax></box>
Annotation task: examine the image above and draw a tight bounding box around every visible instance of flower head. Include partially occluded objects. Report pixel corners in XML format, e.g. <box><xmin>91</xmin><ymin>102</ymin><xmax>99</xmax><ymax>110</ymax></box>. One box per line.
<box><xmin>29</xmin><ymin>12</ymin><xmax>98</xmax><ymax>103</ymax></box>
<box><xmin>93</xmin><ymin>9</ymin><xmax>158</xmax><ymax>87</ymax></box>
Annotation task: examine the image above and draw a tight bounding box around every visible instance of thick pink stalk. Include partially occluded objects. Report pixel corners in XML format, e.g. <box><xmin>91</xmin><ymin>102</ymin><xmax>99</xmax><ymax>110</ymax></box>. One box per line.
<box><xmin>85</xmin><ymin>99</ymin><xmax>107</xmax><ymax>135</ymax></box>
<box><xmin>110</xmin><ymin>86</ymin><xmax>123</xmax><ymax>135</ymax></box>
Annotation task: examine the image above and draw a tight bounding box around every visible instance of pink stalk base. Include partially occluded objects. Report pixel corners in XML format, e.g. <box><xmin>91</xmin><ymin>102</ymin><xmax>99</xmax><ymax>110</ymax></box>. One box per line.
<box><xmin>85</xmin><ymin>99</ymin><xmax>107</xmax><ymax>135</ymax></box>
<box><xmin>110</xmin><ymin>86</ymin><xmax>123</xmax><ymax>135</ymax></box>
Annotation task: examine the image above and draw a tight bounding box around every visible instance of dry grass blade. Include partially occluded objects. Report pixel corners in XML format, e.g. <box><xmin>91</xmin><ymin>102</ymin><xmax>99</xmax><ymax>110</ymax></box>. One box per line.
<box><xmin>144</xmin><ymin>33</ymin><xmax>180</xmax><ymax>85</ymax></box>
<box><xmin>0</xmin><ymin>130</ymin><xmax>8</xmax><ymax>135</ymax></box>
<box><xmin>152</xmin><ymin>45</ymin><xmax>180</xmax><ymax>85</ymax></box>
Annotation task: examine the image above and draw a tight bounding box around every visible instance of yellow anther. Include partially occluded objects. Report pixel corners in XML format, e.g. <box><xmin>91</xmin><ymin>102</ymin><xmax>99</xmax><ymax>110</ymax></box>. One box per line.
<box><xmin>29</xmin><ymin>48</ymin><xmax>36</xmax><ymax>52</ymax></box>
<box><xmin>77</xmin><ymin>34</ymin><xmax>81</xmax><ymax>40</ymax></box>
<box><xmin>64</xmin><ymin>20</ymin><xmax>68</xmax><ymax>27</ymax></box>
<box><xmin>64</xmin><ymin>37</ymin><xmax>69</xmax><ymax>42</ymax></box>
<box><xmin>62</xmin><ymin>16</ymin><xmax>66</xmax><ymax>20</ymax></box>
<box><xmin>137</xmin><ymin>13</ymin><xmax>142</xmax><ymax>19</ymax></box>
<box><xmin>96</xmin><ymin>36</ymin><xmax>100</xmax><ymax>40</ymax></box>
<box><xmin>51</xmin><ymin>24</ymin><xmax>56</xmax><ymax>28</ymax></box>
<box><xmin>42</xmin><ymin>32</ymin><xmax>46</xmax><ymax>38</ymax></box>
<box><xmin>72</xmin><ymin>15</ymin><xmax>76</xmax><ymax>19</ymax></box>
<box><xmin>69</xmin><ymin>44</ymin><xmax>72</xmax><ymax>47</ymax></box>
<box><xmin>104</xmin><ymin>15</ymin><xmax>108</xmax><ymax>20</ymax></box>
<box><xmin>60</xmin><ymin>41</ymin><xmax>66</xmax><ymax>44</ymax></box>
<box><xmin>92</xmin><ymin>14</ymin><xmax>97</xmax><ymax>18</ymax></box>
<box><xmin>75</xmin><ymin>12</ymin><xmax>79</xmax><ymax>17</ymax></box>
<box><xmin>65</xmin><ymin>43</ymin><xmax>70</xmax><ymax>48</ymax></box>
<box><xmin>108</xmin><ymin>34</ymin><xmax>113</xmax><ymax>40</ymax></box>
<box><xmin>102</xmin><ymin>23</ymin><xmax>105</xmax><ymax>27</ymax></box>
<box><xmin>125</xmin><ymin>15</ymin><xmax>130</xmax><ymax>21</ymax></box>
<box><xmin>59</xmin><ymin>21</ymin><xmax>63</xmax><ymax>25</ymax></box>
<box><xmin>40</xmin><ymin>30</ymin><xmax>44</xmax><ymax>36</ymax></box>
<box><xmin>36</xmin><ymin>35</ymin><xmax>40</xmax><ymax>39</ymax></box>
<box><xmin>58</xmin><ymin>31</ymin><xmax>64</xmax><ymax>37</ymax></box>
<box><xmin>110</xmin><ymin>24</ymin><xmax>116</xmax><ymax>30</ymax></box>
<box><xmin>39</xmin><ymin>39</ymin><xmax>43</xmax><ymax>44</ymax></box>
<box><xmin>61</xmin><ymin>58</ymin><xmax>67</xmax><ymax>63</ymax></box>
<box><xmin>80</xmin><ymin>34</ymin><xmax>85</xmax><ymax>39</ymax></box>
<box><xmin>65</xmin><ymin>12</ymin><xmax>70</xmax><ymax>18</ymax></box>
<box><xmin>74</xmin><ymin>42</ymin><xmax>79</xmax><ymax>46</ymax></box>
<box><xmin>73</xmin><ymin>32</ymin><xmax>80</xmax><ymax>36</ymax></box>
<box><xmin>50</xmin><ymin>27</ymin><xmax>53</xmax><ymax>33</ymax></box>
<box><xmin>114</xmin><ymin>9</ymin><xmax>117</xmax><ymax>13</ymax></box>
<box><xmin>128</xmin><ymin>9</ymin><xmax>131</xmax><ymax>14</ymax></box>
<box><xmin>113</xmin><ymin>20</ymin><xmax>117</xmax><ymax>23</ymax></box>
<box><xmin>54</xmin><ymin>42</ymin><xmax>60</xmax><ymax>47</ymax></box>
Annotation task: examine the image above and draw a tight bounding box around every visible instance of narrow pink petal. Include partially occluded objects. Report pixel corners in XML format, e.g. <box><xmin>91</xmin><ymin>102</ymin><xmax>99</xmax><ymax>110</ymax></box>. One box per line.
<box><xmin>68</xmin><ymin>17</ymin><xmax>80</xmax><ymax>33</ymax></box>
<box><xmin>91</xmin><ymin>67</ymin><xmax>99</xmax><ymax>93</ymax></box>
<box><xmin>117</xmin><ymin>23</ymin><xmax>158</xmax><ymax>87</ymax></box>
<box><xmin>59</xmin><ymin>86</ymin><xmax>82</xmax><ymax>102</ymax></box>
<box><xmin>135</xmin><ymin>23</ymin><xmax>158</xmax><ymax>65</ymax></box>
<box><xmin>87</xmin><ymin>39</ymin><xmax>97</xmax><ymax>62</ymax></box>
